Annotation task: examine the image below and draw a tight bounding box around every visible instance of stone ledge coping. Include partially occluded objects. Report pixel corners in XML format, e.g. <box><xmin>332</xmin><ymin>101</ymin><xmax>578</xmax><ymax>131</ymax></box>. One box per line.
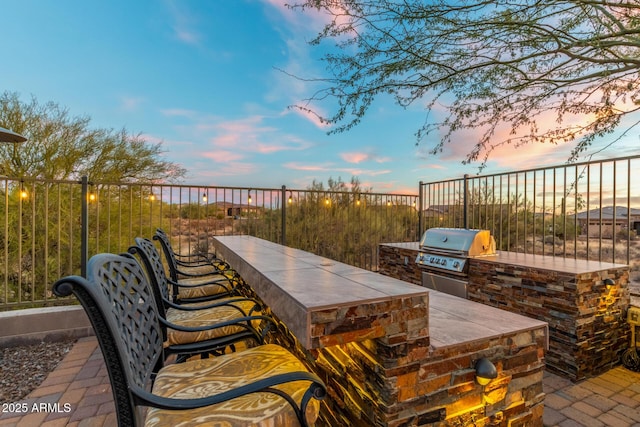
<box><xmin>477</xmin><ymin>250</ymin><xmax>628</xmax><ymax>274</ymax></box>
<box><xmin>380</xmin><ymin>242</ymin><xmax>628</xmax><ymax>274</ymax></box>
<box><xmin>213</xmin><ymin>236</ymin><xmax>428</xmax><ymax>349</ymax></box>
<box><xmin>427</xmin><ymin>290</ymin><xmax>548</xmax><ymax>350</ymax></box>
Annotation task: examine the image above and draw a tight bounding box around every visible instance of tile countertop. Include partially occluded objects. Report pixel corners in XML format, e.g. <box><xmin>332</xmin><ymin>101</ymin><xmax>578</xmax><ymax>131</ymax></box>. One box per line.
<box><xmin>427</xmin><ymin>291</ymin><xmax>548</xmax><ymax>350</ymax></box>
<box><xmin>214</xmin><ymin>236</ymin><xmax>427</xmax><ymax>310</ymax></box>
<box><xmin>380</xmin><ymin>242</ymin><xmax>628</xmax><ymax>274</ymax></box>
<box><xmin>214</xmin><ymin>236</ymin><xmax>547</xmax><ymax>350</ymax></box>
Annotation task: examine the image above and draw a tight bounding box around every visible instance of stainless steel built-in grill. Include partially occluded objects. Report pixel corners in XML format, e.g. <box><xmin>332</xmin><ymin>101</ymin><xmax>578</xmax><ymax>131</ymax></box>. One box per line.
<box><xmin>416</xmin><ymin>228</ymin><xmax>496</xmax><ymax>298</ymax></box>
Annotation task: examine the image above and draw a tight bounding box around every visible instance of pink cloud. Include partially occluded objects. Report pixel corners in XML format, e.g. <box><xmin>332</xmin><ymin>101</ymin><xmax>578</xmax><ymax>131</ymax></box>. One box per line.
<box><xmin>202</xmin><ymin>150</ymin><xmax>245</xmax><ymax>163</ymax></box>
<box><xmin>207</xmin><ymin>116</ymin><xmax>312</xmax><ymax>153</ymax></box>
<box><xmin>284</xmin><ymin>162</ymin><xmax>334</xmax><ymax>172</ymax></box>
<box><xmin>284</xmin><ymin>162</ymin><xmax>392</xmax><ymax>177</ymax></box>
<box><xmin>341</xmin><ymin>152</ymin><xmax>369</xmax><ymax>163</ymax></box>
<box><xmin>340</xmin><ymin>151</ymin><xmax>391</xmax><ymax>164</ymax></box>
<box><xmin>196</xmin><ymin>162</ymin><xmax>258</xmax><ymax>178</ymax></box>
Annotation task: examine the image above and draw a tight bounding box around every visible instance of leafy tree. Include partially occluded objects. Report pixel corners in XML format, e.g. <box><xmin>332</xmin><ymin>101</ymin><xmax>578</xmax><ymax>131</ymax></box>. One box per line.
<box><xmin>0</xmin><ymin>91</ymin><xmax>186</xmax><ymax>181</ymax></box>
<box><xmin>290</xmin><ymin>1</ymin><xmax>640</xmax><ymax>168</ymax></box>
<box><xmin>0</xmin><ymin>92</ymin><xmax>186</xmax><ymax>306</ymax></box>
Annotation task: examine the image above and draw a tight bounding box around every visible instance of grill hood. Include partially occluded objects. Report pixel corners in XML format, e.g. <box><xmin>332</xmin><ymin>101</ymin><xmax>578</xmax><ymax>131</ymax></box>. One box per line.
<box><xmin>419</xmin><ymin>228</ymin><xmax>496</xmax><ymax>257</ymax></box>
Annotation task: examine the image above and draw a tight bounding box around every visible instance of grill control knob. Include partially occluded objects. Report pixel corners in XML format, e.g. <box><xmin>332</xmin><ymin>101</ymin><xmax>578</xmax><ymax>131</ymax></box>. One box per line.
<box><xmin>453</xmin><ymin>261</ymin><xmax>460</xmax><ymax>268</ymax></box>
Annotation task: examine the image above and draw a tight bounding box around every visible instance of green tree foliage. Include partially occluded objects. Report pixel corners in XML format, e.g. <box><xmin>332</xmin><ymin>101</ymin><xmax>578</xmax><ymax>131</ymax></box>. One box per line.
<box><xmin>0</xmin><ymin>91</ymin><xmax>185</xmax><ymax>181</ymax></box>
<box><xmin>290</xmin><ymin>1</ymin><xmax>640</xmax><ymax>168</ymax></box>
<box><xmin>0</xmin><ymin>92</ymin><xmax>186</xmax><ymax>307</ymax></box>
<box><xmin>284</xmin><ymin>177</ymin><xmax>418</xmax><ymax>269</ymax></box>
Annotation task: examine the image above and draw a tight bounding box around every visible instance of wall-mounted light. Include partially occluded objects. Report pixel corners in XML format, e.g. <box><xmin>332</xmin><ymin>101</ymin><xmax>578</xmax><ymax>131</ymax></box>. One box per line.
<box><xmin>475</xmin><ymin>358</ymin><xmax>497</xmax><ymax>386</ymax></box>
<box><xmin>604</xmin><ymin>278</ymin><xmax>615</xmax><ymax>290</ymax></box>
<box><xmin>0</xmin><ymin>126</ymin><xmax>27</xmax><ymax>143</ymax></box>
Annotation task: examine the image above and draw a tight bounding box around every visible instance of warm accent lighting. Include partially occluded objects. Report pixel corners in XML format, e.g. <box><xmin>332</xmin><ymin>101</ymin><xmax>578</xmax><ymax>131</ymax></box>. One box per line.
<box><xmin>88</xmin><ymin>193</ymin><xmax>96</xmax><ymax>202</ymax></box>
<box><xmin>149</xmin><ymin>194</ymin><xmax>156</xmax><ymax>201</ymax></box>
<box><xmin>202</xmin><ymin>193</ymin><xmax>208</xmax><ymax>202</ymax></box>
<box><xmin>475</xmin><ymin>358</ymin><xmax>497</xmax><ymax>386</ymax></box>
<box><xmin>288</xmin><ymin>194</ymin><xmax>293</xmax><ymax>204</ymax></box>
<box><xmin>356</xmin><ymin>199</ymin><xmax>361</xmax><ymax>206</ymax></box>
<box><xmin>604</xmin><ymin>278</ymin><xmax>615</xmax><ymax>290</ymax></box>
<box><xmin>20</xmin><ymin>189</ymin><xmax>28</xmax><ymax>199</ymax></box>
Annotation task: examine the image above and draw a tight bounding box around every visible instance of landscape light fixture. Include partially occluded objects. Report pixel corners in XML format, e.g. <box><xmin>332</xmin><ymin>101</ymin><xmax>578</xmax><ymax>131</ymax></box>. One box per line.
<box><xmin>604</xmin><ymin>278</ymin><xmax>615</xmax><ymax>290</ymax></box>
<box><xmin>0</xmin><ymin>126</ymin><xmax>27</xmax><ymax>143</ymax></box>
<box><xmin>475</xmin><ymin>358</ymin><xmax>497</xmax><ymax>386</ymax></box>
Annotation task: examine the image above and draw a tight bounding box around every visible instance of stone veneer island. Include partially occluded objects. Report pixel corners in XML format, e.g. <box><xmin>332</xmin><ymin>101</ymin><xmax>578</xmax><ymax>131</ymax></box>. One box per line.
<box><xmin>379</xmin><ymin>242</ymin><xmax>630</xmax><ymax>382</ymax></box>
<box><xmin>213</xmin><ymin>236</ymin><xmax>548</xmax><ymax>426</ymax></box>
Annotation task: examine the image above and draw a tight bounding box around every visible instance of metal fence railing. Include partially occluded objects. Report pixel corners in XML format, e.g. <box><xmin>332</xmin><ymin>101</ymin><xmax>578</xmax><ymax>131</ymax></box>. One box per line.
<box><xmin>4</xmin><ymin>153</ymin><xmax>637</xmax><ymax>310</ymax></box>
<box><xmin>0</xmin><ymin>177</ymin><xmax>418</xmax><ymax>310</ymax></box>
<box><xmin>418</xmin><ymin>154</ymin><xmax>640</xmax><ymax>273</ymax></box>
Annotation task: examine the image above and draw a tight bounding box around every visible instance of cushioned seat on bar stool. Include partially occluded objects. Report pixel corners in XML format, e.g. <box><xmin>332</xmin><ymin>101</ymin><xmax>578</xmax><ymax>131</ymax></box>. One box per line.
<box><xmin>52</xmin><ymin>253</ymin><xmax>326</xmax><ymax>427</ymax></box>
<box><xmin>146</xmin><ymin>344</ymin><xmax>321</xmax><ymax>427</ymax></box>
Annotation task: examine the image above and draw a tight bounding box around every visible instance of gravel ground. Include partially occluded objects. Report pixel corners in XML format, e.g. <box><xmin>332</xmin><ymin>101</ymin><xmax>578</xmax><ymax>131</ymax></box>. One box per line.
<box><xmin>0</xmin><ymin>339</ymin><xmax>76</xmax><ymax>404</ymax></box>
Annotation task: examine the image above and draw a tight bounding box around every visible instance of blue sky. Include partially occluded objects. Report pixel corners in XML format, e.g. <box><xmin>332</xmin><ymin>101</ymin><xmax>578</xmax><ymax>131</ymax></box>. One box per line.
<box><xmin>2</xmin><ymin>0</ymin><xmax>637</xmax><ymax>194</ymax></box>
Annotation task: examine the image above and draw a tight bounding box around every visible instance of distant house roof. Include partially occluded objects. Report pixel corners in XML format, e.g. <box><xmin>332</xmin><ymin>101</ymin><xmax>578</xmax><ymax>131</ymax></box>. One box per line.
<box><xmin>210</xmin><ymin>201</ymin><xmax>259</xmax><ymax>210</ymax></box>
<box><xmin>424</xmin><ymin>205</ymin><xmax>456</xmax><ymax>213</ymax></box>
<box><xmin>574</xmin><ymin>206</ymin><xmax>640</xmax><ymax>220</ymax></box>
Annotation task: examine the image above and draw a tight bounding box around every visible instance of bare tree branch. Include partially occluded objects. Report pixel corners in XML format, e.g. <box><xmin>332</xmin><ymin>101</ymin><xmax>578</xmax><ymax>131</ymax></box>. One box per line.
<box><xmin>288</xmin><ymin>0</ymin><xmax>640</xmax><ymax>169</ymax></box>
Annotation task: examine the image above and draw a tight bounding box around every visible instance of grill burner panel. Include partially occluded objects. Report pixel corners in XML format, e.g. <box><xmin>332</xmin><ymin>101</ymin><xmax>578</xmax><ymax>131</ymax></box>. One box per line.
<box><xmin>416</xmin><ymin>253</ymin><xmax>466</xmax><ymax>273</ymax></box>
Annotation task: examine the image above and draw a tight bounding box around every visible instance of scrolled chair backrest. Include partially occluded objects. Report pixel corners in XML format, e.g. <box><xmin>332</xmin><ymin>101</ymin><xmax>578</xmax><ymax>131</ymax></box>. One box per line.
<box><xmin>152</xmin><ymin>228</ymin><xmax>181</xmax><ymax>281</ymax></box>
<box><xmin>53</xmin><ymin>253</ymin><xmax>164</xmax><ymax>426</ymax></box>
<box><xmin>130</xmin><ymin>237</ymin><xmax>172</xmax><ymax>307</ymax></box>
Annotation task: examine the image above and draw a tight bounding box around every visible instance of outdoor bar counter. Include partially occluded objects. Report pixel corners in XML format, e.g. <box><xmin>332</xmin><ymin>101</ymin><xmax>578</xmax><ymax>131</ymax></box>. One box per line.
<box><xmin>379</xmin><ymin>242</ymin><xmax>630</xmax><ymax>382</ymax></box>
<box><xmin>213</xmin><ymin>236</ymin><xmax>548</xmax><ymax>426</ymax></box>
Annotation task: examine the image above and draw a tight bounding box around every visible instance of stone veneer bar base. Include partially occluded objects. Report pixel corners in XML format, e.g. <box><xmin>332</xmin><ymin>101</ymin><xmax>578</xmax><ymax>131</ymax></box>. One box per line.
<box><xmin>268</xmin><ymin>315</ymin><xmax>545</xmax><ymax>427</ymax></box>
<box><xmin>214</xmin><ymin>236</ymin><xmax>547</xmax><ymax>426</ymax></box>
<box><xmin>379</xmin><ymin>242</ymin><xmax>630</xmax><ymax>382</ymax></box>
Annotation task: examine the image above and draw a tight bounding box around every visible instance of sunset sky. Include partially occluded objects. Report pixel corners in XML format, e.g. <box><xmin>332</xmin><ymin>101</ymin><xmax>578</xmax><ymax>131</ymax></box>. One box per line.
<box><xmin>2</xmin><ymin>0</ymin><xmax>637</xmax><ymax>194</ymax></box>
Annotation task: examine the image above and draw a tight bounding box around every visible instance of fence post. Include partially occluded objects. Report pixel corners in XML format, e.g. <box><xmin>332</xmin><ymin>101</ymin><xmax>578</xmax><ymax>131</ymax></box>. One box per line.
<box><xmin>463</xmin><ymin>174</ymin><xmax>469</xmax><ymax>229</ymax></box>
<box><xmin>281</xmin><ymin>185</ymin><xmax>286</xmax><ymax>246</ymax></box>
<box><xmin>418</xmin><ymin>181</ymin><xmax>424</xmax><ymax>238</ymax></box>
<box><xmin>81</xmin><ymin>176</ymin><xmax>88</xmax><ymax>277</ymax></box>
